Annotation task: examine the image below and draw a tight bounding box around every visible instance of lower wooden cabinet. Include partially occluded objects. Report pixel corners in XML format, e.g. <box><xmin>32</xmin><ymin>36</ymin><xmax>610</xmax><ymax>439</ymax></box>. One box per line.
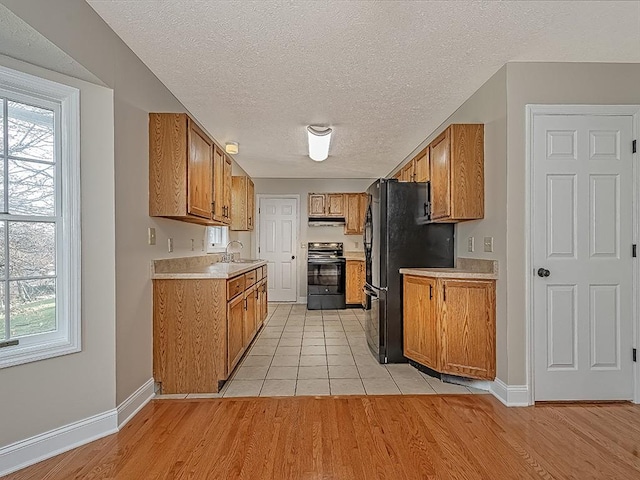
<box><xmin>403</xmin><ymin>275</ymin><xmax>496</xmax><ymax>380</ymax></box>
<box><xmin>153</xmin><ymin>265</ymin><xmax>269</xmax><ymax>394</ymax></box>
<box><xmin>346</xmin><ymin>260</ymin><xmax>365</xmax><ymax>306</ymax></box>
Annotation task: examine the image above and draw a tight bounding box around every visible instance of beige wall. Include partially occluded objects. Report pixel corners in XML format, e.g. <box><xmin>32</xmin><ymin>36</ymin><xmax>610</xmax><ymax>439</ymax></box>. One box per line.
<box><xmin>505</xmin><ymin>62</ymin><xmax>640</xmax><ymax>384</ymax></box>
<box><xmin>0</xmin><ymin>0</ymin><xmax>249</xmax><ymax>409</ymax></box>
<box><xmin>253</xmin><ymin>178</ymin><xmax>375</xmax><ymax>299</ymax></box>
<box><xmin>391</xmin><ymin>67</ymin><xmax>508</xmax><ymax>382</ymax></box>
<box><xmin>0</xmin><ymin>55</ymin><xmax>116</xmax><ymax>447</ymax></box>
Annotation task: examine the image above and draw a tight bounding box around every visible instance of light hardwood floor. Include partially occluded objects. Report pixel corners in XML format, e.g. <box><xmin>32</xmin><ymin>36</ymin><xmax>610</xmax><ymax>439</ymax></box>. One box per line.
<box><xmin>6</xmin><ymin>395</ymin><xmax>640</xmax><ymax>479</ymax></box>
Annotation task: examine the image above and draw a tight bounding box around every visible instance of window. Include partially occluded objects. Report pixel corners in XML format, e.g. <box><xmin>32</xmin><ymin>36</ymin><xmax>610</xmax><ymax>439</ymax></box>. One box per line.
<box><xmin>206</xmin><ymin>226</ymin><xmax>229</xmax><ymax>253</ymax></box>
<box><xmin>0</xmin><ymin>65</ymin><xmax>80</xmax><ymax>368</ymax></box>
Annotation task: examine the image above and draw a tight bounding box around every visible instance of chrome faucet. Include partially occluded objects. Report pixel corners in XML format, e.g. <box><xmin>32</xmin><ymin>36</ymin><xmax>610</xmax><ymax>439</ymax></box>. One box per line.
<box><xmin>224</xmin><ymin>240</ymin><xmax>243</xmax><ymax>262</ymax></box>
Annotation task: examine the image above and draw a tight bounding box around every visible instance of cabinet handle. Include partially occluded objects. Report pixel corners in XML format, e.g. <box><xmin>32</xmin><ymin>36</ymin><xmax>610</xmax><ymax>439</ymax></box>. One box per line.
<box><xmin>429</xmin><ymin>284</ymin><xmax>433</xmax><ymax>300</ymax></box>
<box><xmin>255</xmin><ymin>290</ymin><xmax>259</xmax><ymax>299</ymax></box>
<box><xmin>244</xmin><ymin>298</ymin><xmax>248</xmax><ymax>310</ymax></box>
<box><xmin>212</xmin><ymin>201</ymin><xmax>215</xmax><ymax>213</ymax></box>
<box><xmin>443</xmin><ymin>285</ymin><xmax>446</xmax><ymax>302</ymax></box>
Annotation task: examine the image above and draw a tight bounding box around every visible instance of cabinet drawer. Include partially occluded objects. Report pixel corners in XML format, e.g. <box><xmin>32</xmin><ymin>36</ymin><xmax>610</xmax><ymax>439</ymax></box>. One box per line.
<box><xmin>245</xmin><ymin>269</ymin><xmax>257</xmax><ymax>287</ymax></box>
<box><xmin>227</xmin><ymin>276</ymin><xmax>245</xmax><ymax>300</ymax></box>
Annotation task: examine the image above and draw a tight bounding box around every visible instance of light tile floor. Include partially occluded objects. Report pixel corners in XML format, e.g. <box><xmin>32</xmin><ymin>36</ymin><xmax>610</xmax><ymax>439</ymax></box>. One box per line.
<box><xmin>214</xmin><ymin>303</ymin><xmax>488</xmax><ymax>398</ymax></box>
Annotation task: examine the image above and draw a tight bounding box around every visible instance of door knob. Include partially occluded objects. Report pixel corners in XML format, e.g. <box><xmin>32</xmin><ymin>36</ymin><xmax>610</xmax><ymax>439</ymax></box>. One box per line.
<box><xmin>537</xmin><ymin>268</ymin><xmax>551</xmax><ymax>278</ymax></box>
<box><xmin>291</xmin><ymin>255</ymin><xmax>296</xmax><ymax>260</ymax></box>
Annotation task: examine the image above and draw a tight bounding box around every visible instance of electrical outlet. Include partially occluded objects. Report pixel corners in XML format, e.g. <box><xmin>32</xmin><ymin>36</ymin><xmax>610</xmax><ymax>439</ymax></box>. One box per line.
<box><xmin>483</xmin><ymin>236</ymin><xmax>493</xmax><ymax>253</ymax></box>
<box><xmin>354</xmin><ymin>241</ymin><xmax>359</xmax><ymax>249</ymax></box>
<box><xmin>467</xmin><ymin>236</ymin><xmax>475</xmax><ymax>252</ymax></box>
<box><xmin>201</xmin><ymin>239</ymin><xmax>205</xmax><ymax>251</ymax></box>
<box><xmin>190</xmin><ymin>239</ymin><xmax>194</xmax><ymax>251</ymax></box>
<box><xmin>148</xmin><ymin>227</ymin><xmax>156</xmax><ymax>246</ymax></box>
<box><xmin>168</xmin><ymin>237</ymin><xmax>174</xmax><ymax>253</ymax></box>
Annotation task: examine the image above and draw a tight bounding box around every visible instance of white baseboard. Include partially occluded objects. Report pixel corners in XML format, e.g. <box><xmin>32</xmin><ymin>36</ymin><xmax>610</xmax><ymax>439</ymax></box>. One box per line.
<box><xmin>117</xmin><ymin>378</ymin><xmax>155</xmax><ymax>429</ymax></box>
<box><xmin>490</xmin><ymin>378</ymin><xmax>530</xmax><ymax>407</ymax></box>
<box><xmin>0</xmin><ymin>409</ymin><xmax>118</xmax><ymax>477</ymax></box>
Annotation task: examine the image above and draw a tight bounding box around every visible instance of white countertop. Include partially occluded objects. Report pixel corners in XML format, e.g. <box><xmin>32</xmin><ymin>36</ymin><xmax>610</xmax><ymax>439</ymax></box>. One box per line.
<box><xmin>152</xmin><ymin>260</ymin><xmax>267</xmax><ymax>280</ymax></box>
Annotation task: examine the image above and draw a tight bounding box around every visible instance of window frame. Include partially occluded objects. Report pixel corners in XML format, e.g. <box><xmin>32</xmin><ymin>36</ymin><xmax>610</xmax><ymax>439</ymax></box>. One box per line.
<box><xmin>0</xmin><ymin>65</ymin><xmax>81</xmax><ymax>368</ymax></box>
<box><xmin>206</xmin><ymin>226</ymin><xmax>229</xmax><ymax>253</ymax></box>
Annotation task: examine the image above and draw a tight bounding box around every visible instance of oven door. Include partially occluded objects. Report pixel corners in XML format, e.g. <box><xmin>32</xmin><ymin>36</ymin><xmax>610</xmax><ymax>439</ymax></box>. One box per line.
<box><xmin>307</xmin><ymin>258</ymin><xmax>346</xmax><ymax>295</ymax></box>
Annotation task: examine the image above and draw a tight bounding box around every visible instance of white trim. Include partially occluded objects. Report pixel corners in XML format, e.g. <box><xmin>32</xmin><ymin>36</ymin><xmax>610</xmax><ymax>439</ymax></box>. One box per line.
<box><xmin>490</xmin><ymin>379</ymin><xmax>530</xmax><ymax>407</ymax></box>
<box><xmin>0</xmin><ymin>64</ymin><xmax>81</xmax><ymax>368</ymax></box>
<box><xmin>255</xmin><ymin>194</ymin><xmax>301</xmax><ymax>302</ymax></box>
<box><xmin>0</xmin><ymin>409</ymin><xmax>117</xmax><ymax>477</ymax></box>
<box><xmin>525</xmin><ymin>104</ymin><xmax>640</xmax><ymax>405</ymax></box>
<box><xmin>117</xmin><ymin>378</ymin><xmax>155</xmax><ymax>429</ymax></box>
<box><xmin>297</xmin><ymin>296</ymin><xmax>307</xmax><ymax>304</ymax></box>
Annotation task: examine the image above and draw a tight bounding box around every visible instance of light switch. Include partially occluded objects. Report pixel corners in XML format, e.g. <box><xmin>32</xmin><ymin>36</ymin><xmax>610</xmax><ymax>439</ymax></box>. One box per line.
<box><xmin>148</xmin><ymin>227</ymin><xmax>156</xmax><ymax>246</ymax></box>
<box><xmin>467</xmin><ymin>236</ymin><xmax>475</xmax><ymax>252</ymax></box>
<box><xmin>168</xmin><ymin>238</ymin><xmax>174</xmax><ymax>253</ymax></box>
<box><xmin>483</xmin><ymin>236</ymin><xmax>493</xmax><ymax>253</ymax></box>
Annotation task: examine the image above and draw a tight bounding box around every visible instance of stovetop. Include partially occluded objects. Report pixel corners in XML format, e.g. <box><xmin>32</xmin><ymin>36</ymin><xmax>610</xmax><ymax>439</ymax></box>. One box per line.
<box><xmin>308</xmin><ymin>242</ymin><xmax>344</xmax><ymax>258</ymax></box>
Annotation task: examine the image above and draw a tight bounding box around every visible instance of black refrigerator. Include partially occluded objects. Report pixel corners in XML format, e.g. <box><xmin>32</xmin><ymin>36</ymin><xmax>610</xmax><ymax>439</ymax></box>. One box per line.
<box><xmin>363</xmin><ymin>178</ymin><xmax>454</xmax><ymax>363</ymax></box>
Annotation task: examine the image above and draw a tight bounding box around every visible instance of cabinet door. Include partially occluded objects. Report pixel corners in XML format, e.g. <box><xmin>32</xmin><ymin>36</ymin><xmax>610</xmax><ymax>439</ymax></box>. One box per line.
<box><xmin>231</xmin><ymin>176</ymin><xmax>248</xmax><ymax>230</ymax></box>
<box><xmin>414</xmin><ymin>149</ymin><xmax>429</xmax><ymax>183</ymax></box>
<box><xmin>403</xmin><ymin>275</ymin><xmax>439</xmax><ymax>370</ymax></box>
<box><xmin>401</xmin><ymin>161</ymin><xmax>415</xmax><ymax>182</ymax></box>
<box><xmin>244</xmin><ymin>285</ymin><xmax>257</xmax><ymax>347</ymax></box>
<box><xmin>429</xmin><ymin>128</ymin><xmax>451</xmax><ymax>220</ymax></box>
<box><xmin>223</xmin><ymin>154</ymin><xmax>232</xmax><ymax>223</ymax></box>
<box><xmin>345</xmin><ymin>260</ymin><xmax>361</xmax><ymax>304</ymax></box>
<box><xmin>308</xmin><ymin>194</ymin><xmax>326</xmax><ymax>217</ymax></box>
<box><xmin>440</xmin><ymin>279</ymin><xmax>495</xmax><ymax>380</ymax></box>
<box><xmin>393</xmin><ymin>170</ymin><xmax>402</xmax><ymax>181</ymax></box>
<box><xmin>187</xmin><ymin>121</ymin><xmax>213</xmax><ymax>219</ymax></box>
<box><xmin>326</xmin><ymin>193</ymin><xmax>344</xmax><ymax>217</ymax></box>
<box><xmin>344</xmin><ymin>194</ymin><xmax>361</xmax><ymax>235</ymax></box>
<box><xmin>227</xmin><ymin>294</ymin><xmax>245</xmax><ymax>372</ymax></box>
<box><xmin>211</xmin><ymin>145</ymin><xmax>225</xmax><ymax>222</ymax></box>
<box><xmin>247</xmin><ymin>178</ymin><xmax>255</xmax><ymax>231</ymax></box>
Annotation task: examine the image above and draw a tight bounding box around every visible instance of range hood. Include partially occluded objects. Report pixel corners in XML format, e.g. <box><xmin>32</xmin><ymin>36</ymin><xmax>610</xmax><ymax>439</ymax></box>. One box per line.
<box><xmin>308</xmin><ymin>217</ymin><xmax>346</xmax><ymax>227</ymax></box>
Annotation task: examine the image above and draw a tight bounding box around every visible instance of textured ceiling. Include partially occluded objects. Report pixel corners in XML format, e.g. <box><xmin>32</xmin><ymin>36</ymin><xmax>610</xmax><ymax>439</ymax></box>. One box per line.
<box><xmin>0</xmin><ymin>4</ymin><xmax>102</xmax><ymax>85</ymax></box>
<box><xmin>86</xmin><ymin>1</ymin><xmax>640</xmax><ymax>178</ymax></box>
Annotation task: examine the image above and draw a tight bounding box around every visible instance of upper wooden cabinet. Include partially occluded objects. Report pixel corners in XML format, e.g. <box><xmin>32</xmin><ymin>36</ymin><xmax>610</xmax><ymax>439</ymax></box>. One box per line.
<box><xmin>308</xmin><ymin>194</ymin><xmax>326</xmax><ymax>217</ymax></box>
<box><xmin>231</xmin><ymin>175</ymin><xmax>255</xmax><ymax>231</ymax></box>
<box><xmin>414</xmin><ymin>149</ymin><xmax>429</xmax><ymax>183</ymax></box>
<box><xmin>213</xmin><ymin>147</ymin><xmax>232</xmax><ymax>223</ymax></box>
<box><xmin>430</xmin><ymin>124</ymin><xmax>484</xmax><ymax>222</ymax></box>
<box><xmin>403</xmin><ymin>274</ymin><xmax>495</xmax><ymax>380</ymax></box>
<box><xmin>344</xmin><ymin>193</ymin><xmax>368</xmax><ymax>235</ymax></box>
<box><xmin>326</xmin><ymin>193</ymin><xmax>345</xmax><ymax>217</ymax></box>
<box><xmin>400</xmin><ymin>161</ymin><xmax>415</xmax><ymax>182</ymax></box>
<box><xmin>149</xmin><ymin>113</ymin><xmax>231</xmax><ymax>226</ymax></box>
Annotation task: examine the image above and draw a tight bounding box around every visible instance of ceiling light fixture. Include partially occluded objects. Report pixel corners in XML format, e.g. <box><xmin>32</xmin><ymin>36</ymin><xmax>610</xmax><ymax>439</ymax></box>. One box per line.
<box><xmin>225</xmin><ymin>142</ymin><xmax>239</xmax><ymax>155</ymax></box>
<box><xmin>307</xmin><ymin>126</ymin><xmax>332</xmax><ymax>162</ymax></box>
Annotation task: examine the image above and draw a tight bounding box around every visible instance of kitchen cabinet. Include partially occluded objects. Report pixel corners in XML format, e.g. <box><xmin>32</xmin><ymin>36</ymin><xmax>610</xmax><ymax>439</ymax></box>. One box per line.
<box><xmin>413</xmin><ymin>149</ymin><xmax>429</xmax><ymax>182</ymax></box>
<box><xmin>403</xmin><ymin>275</ymin><xmax>495</xmax><ymax>380</ymax></box>
<box><xmin>308</xmin><ymin>194</ymin><xmax>326</xmax><ymax>217</ymax></box>
<box><xmin>149</xmin><ymin>113</ymin><xmax>231</xmax><ymax>226</ymax></box>
<box><xmin>213</xmin><ymin>148</ymin><xmax>232</xmax><ymax>223</ymax></box>
<box><xmin>400</xmin><ymin>161</ymin><xmax>415</xmax><ymax>182</ymax></box>
<box><xmin>326</xmin><ymin>193</ymin><xmax>345</xmax><ymax>217</ymax></box>
<box><xmin>429</xmin><ymin>124</ymin><xmax>484</xmax><ymax>222</ymax></box>
<box><xmin>153</xmin><ymin>265</ymin><xmax>268</xmax><ymax>394</ymax></box>
<box><xmin>243</xmin><ymin>284</ymin><xmax>258</xmax><ymax>348</ymax></box>
<box><xmin>231</xmin><ymin>175</ymin><xmax>255</xmax><ymax>231</ymax></box>
<box><xmin>346</xmin><ymin>260</ymin><xmax>365</xmax><ymax>305</ymax></box>
<box><xmin>227</xmin><ymin>293</ymin><xmax>245</xmax><ymax>373</ymax></box>
<box><xmin>344</xmin><ymin>193</ymin><xmax>367</xmax><ymax>235</ymax></box>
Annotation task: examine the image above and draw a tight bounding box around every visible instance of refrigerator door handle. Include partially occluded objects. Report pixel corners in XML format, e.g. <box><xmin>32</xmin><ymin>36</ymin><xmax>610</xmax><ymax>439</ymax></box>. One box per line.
<box><xmin>365</xmin><ymin>282</ymin><xmax>387</xmax><ymax>293</ymax></box>
<box><xmin>363</xmin><ymin>284</ymin><xmax>378</xmax><ymax>298</ymax></box>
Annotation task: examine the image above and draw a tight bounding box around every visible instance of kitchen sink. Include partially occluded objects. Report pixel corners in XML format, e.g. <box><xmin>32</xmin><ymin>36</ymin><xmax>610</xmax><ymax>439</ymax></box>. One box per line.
<box><xmin>222</xmin><ymin>258</ymin><xmax>261</xmax><ymax>264</ymax></box>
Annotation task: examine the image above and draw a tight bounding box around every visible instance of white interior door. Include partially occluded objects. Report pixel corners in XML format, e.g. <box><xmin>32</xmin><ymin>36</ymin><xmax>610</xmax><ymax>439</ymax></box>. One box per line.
<box><xmin>533</xmin><ymin>112</ymin><xmax>634</xmax><ymax>401</ymax></box>
<box><xmin>259</xmin><ymin>197</ymin><xmax>298</xmax><ymax>302</ymax></box>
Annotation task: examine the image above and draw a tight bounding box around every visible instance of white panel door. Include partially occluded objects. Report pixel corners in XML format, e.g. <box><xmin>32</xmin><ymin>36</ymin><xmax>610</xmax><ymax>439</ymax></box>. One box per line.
<box><xmin>259</xmin><ymin>197</ymin><xmax>298</xmax><ymax>302</ymax></box>
<box><xmin>533</xmin><ymin>114</ymin><xmax>634</xmax><ymax>401</ymax></box>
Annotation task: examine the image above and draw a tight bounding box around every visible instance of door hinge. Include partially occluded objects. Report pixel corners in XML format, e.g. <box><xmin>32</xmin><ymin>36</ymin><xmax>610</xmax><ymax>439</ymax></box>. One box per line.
<box><xmin>633</xmin><ymin>140</ymin><xmax>637</xmax><ymax>153</ymax></box>
<box><xmin>633</xmin><ymin>244</ymin><xmax>637</xmax><ymax>258</ymax></box>
<box><xmin>634</xmin><ymin>348</ymin><xmax>637</xmax><ymax>362</ymax></box>
<box><xmin>258</xmin><ymin>246</ymin><xmax>261</xmax><ymax>253</ymax></box>
<box><xmin>258</xmin><ymin>207</ymin><xmax>261</xmax><ymax>214</ymax></box>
